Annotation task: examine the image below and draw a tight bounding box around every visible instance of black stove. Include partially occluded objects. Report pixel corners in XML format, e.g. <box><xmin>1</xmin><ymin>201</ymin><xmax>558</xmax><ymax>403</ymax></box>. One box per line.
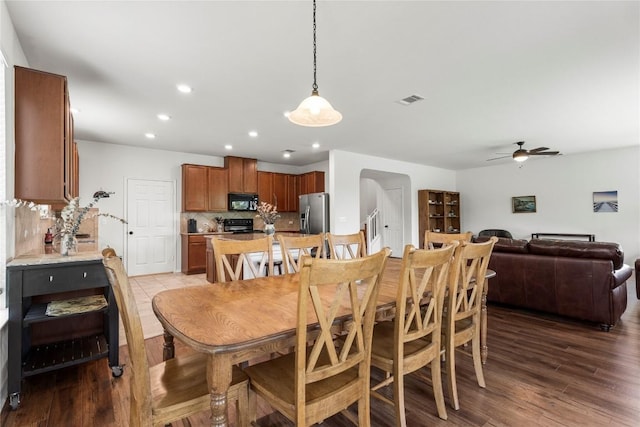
<box><xmin>223</xmin><ymin>218</ymin><xmax>255</xmax><ymax>234</ymax></box>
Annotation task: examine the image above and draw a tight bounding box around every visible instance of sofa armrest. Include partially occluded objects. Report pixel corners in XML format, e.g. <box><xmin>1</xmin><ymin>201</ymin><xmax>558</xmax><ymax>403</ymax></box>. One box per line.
<box><xmin>635</xmin><ymin>259</ymin><xmax>640</xmax><ymax>299</ymax></box>
<box><xmin>612</xmin><ymin>263</ymin><xmax>632</xmax><ymax>289</ymax></box>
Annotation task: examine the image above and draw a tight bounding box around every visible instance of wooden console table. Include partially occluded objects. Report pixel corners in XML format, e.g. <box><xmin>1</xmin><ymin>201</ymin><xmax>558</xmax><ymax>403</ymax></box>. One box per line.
<box><xmin>531</xmin><ymin>233</ymin><xmax>595</xmax><ymax>242</ymax></box>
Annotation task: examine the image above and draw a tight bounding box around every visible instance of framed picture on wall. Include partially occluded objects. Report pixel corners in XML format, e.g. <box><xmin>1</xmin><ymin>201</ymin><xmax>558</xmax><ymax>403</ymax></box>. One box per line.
<box><xmin>593</xmin><ymin>191</ymin><xmax>618</xmax><ymax>212</ymax></box>
<box><xmin>512</xmin><ymin>195</ymin><xmax>536</xmax><ymax>213</ymax></box>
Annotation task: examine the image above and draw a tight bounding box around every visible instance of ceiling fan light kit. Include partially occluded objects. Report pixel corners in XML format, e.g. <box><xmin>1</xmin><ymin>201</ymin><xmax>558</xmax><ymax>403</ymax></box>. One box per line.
<box><xmin>488</xmin><ymin>141</ymin><xmax>560</xmax><ymax>163</ymax></box>
<box><xmin>289</xmin><ymin>0</ymin><xmax>342</xmax><ymax>127</ymax></box>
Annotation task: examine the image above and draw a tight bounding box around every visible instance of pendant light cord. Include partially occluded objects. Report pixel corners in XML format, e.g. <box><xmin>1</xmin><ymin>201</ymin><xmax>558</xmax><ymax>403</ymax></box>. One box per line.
<box><xmin>312</xmin><ymin>0</ymin><xmax>318</xmax><ymax>93</ymax></box>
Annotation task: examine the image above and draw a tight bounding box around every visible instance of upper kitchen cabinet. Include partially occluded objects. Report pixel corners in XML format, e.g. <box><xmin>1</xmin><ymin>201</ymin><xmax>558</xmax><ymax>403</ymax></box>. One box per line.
<box><xmin>181</xmin><ymin>164</ymin><xmax>227</xmax><ymax>212</ymax></box>
<box><xmin>15</xmin><ymin>66</ymin><xmax>78</xmax><ymax>205</ymax></box>
<box><xmin>258</xmin><ymin>171</ymin><xmax>296</xmax><ymax>212</ymax></box>
<box><xmin>299</xmin><ymin>171</ymin><xmax>325</xmax><ymax>195</ymax></box>
<box><xmin>225</xmin><ymin>156</ymin><xmax>257</xmax><ymax>193</ymax></box>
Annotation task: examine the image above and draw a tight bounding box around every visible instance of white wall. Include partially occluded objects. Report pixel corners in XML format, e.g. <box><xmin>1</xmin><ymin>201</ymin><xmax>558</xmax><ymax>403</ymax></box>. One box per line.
<box><xmin>329</xmin><ymin>150</ymin><xmax>456</xmax><ymax>248</ymax></box>
<box><xmin>0</xmin><ymin>0</ymin><xmax>29</xmax><ymax>410</ymax></box>
<box><xmin>458</xmin><ymin>146</ymin><xmax>640</xmax><ymax>262</ymax></box>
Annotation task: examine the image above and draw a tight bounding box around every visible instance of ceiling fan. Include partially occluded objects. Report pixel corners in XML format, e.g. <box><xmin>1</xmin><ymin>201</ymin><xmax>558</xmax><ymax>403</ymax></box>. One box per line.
<box><xmin>487</xmin><ymin>141</ymin><xmax>560</xmax><ymax>162</ymax></box>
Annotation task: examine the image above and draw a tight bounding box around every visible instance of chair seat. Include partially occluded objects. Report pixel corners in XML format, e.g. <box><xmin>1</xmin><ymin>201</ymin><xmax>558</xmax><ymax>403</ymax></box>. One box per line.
<box><xmin>244</xmin><ymin>350</ymin><xmax>360</xmax><ymax>418</ymax></box>
<box><xmin>371</xmin><ymin>321</ymin><xmax>435</xmax><ymax>361</ymax></box>
<box><xmin>151</xmin><ymin>352</ymin><xmax>248</xmax><ymax>417</ymax></box>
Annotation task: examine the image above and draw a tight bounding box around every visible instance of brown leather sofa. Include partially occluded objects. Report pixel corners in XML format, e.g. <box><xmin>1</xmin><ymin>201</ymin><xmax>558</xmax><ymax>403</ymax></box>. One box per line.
<box><xmin>476</xmin><ymin>237</ymin><xmax>632</xmax><ymax>331</ymax></box>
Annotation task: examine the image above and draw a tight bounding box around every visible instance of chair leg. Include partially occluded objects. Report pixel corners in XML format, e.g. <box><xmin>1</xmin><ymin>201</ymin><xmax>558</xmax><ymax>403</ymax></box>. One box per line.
<box><xmin>393</xmin><ymin>368</ymin><xmax>407</xmax><ymax>427</ymax></box>
<box><xmin>358</xmin><ymin>394</ymin><xmax>371</xmax><ymax>427</ymax></box>
<box><xmin>472</xmin><ymin>333</ymin><xmax>486</xmax><ymax>388</ymax></box>
<box><xmin>445</xmin><ymin>341</ymin><xmax>460</xmax><ymax>410</ymax></box>
<box><xmin>431</xmin><ymin>360</ymin><xmax>448</xmax><ymax>420</ymax></box>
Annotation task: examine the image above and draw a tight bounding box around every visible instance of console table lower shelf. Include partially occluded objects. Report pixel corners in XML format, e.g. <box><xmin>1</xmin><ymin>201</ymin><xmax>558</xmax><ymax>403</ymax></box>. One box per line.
<box><xmin>7</xmin><ymin>255</ymin><xmax>122</xmax><ymax>410</ymax></box>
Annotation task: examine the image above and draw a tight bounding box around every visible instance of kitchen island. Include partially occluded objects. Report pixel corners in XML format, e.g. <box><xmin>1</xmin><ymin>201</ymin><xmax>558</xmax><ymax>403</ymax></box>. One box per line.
<box><xmin>205</xmin><ymin>231</ymin><xmax>308</xmax><ymax>282</ymax></box>
<box><xmin>6</xmin><ymin>252</ymin><xmax>121</xmax><ymax>410</ymax></box>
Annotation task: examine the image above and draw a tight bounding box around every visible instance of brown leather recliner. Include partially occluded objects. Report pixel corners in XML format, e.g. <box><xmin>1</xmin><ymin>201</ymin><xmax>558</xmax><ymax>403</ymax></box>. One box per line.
<box><xmin>477</xmin><ymin>237</ymin><xmax>632</xmax><ymax>331</ymax></box>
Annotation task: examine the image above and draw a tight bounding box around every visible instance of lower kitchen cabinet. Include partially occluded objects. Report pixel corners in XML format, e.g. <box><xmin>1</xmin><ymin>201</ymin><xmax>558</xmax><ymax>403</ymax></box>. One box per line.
<box><xmin>7</xmin><ymin>256</ymin><xmax>121</xmax><ymax>410</ymax></box>
<box><xmin>181</xmin><ymin>234</ymin><xmax>208</xmax><ymax>274</ymax></box>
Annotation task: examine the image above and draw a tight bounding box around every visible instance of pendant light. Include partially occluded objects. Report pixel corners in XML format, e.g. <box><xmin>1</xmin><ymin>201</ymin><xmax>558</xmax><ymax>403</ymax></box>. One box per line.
<box><xmin>289</xmin><ymin>0</ymin><xmax>342</xmax><ymax>127</ymax></box>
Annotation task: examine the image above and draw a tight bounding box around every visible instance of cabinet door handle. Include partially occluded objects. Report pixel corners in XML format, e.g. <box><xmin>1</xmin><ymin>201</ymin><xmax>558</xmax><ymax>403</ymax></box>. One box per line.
<box><xmin>49</xmin><ymin>276</ymin><xmax>54</xmax><ymax>282</ymax></box>
<box><xmin>83</xmin><ymin>272</ymin><xmax>87</xmax><ymax>278</ymax></box>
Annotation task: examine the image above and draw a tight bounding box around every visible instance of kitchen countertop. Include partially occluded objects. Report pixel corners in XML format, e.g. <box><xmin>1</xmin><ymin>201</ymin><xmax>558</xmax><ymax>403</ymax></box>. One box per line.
<box><xmin>214</xmin><ymin>231</ymin><xmax>305</xmax><ymax>241</ymax></box>
<box><xmin>181</xmin><ymin>231</ymin><xmax>233</xmax><ymax>236</ymax></box>
<box><xmin>7</xmin><ymin>251</ymin><xmax>104</xmax><ymax>267</ymax></box>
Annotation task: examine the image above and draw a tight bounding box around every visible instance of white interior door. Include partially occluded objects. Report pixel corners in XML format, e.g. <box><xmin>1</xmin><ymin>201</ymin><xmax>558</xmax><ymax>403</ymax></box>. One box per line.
<box><xmin>382</xmin><ymin>188</ymin><xmax>403</xmax><ymax>257</ymax></box>
<box><xmin>126</xmin><ymin>179</ymin><xmax>175</xmax><ymax>276</ymax></box>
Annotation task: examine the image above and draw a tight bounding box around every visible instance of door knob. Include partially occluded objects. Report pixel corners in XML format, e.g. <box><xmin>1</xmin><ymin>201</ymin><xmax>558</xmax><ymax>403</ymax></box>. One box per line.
<box><xmin>129</xmin><ymin>231</ymin><xmax>134</xmax><ymax>235</ymax></box>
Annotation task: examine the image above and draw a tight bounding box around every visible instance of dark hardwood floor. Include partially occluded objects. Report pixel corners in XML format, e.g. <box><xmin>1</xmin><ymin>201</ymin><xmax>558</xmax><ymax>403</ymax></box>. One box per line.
<box><xmin>3</xmin><ymin>284</ymin><xmax>639</xmax><ymax>426</ymax></box>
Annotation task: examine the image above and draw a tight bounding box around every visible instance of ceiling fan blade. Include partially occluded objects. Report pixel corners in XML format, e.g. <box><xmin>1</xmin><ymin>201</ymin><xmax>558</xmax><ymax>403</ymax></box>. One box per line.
<box><xmin>528</xmin><ymin>147</ymin><xmax>549</xmax><ymax>153</ymax></box>
<box><xmin>529</xmin><ymin>151</ymin><xmax>559</xmax><ymax>156</ymax></box>
<box><xmin>486</xmin><ymin>155</ymin><xmax>511</xmax><ymax>161</ymax></box>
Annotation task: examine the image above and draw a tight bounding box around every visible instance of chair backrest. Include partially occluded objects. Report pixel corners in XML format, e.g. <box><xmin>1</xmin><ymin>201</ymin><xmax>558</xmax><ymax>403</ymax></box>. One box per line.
<box><xmin>277</xmin><ymin>233</ymin><xmax>326</xmax><ymax>274</ymax></box>
<box><xmin>102</xmin><ymin>249</ymin><xmax>153</xmax><ymax>424</ymax></box>
<box><xmin>447</xmin><ymin>237</ymin><xmax>497</xmax><ymax>327</ymax></box>
<box><xmin>424</xmin><ymin>231</ymin><xmax>473</xmax><ymax>250</ymax></box>
<box><xmin>326</xmin><ymin>231</ymin><xmax>367</xmax><ymax>259</ymax></box>
<box><xmin>394</xmin><ymin>242</ymin><xmax>457</xmax><ymax>359</ymax></box>
<box><xmin>478</xmin><ymin>229</ymin><xmax>512</xmax><ymax>238</ymax></box>
<box><xmin>211</xmin><ymin>235</ymin><xmax>274</xmax><ymax>282</ymax></box>
<box><xmin>296</xmin><ymin>247</ymin><xmax>391</xmax><ymax>424</ymax></box>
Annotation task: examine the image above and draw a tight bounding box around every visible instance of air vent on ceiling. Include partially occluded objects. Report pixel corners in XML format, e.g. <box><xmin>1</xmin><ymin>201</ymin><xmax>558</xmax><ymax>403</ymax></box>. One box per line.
<box><xmin>396</xmin><ymin>94</ymin><xmax>424</xmax><ymax>106</ymax></box>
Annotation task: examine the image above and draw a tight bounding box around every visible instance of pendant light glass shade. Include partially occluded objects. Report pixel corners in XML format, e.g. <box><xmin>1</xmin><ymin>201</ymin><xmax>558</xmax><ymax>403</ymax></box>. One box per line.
<box><xmin>289</xmin><ymin>90</ymin><xmax>342</xmax><ymax>127</ymax></box>
<box><xmin>290</xmin><ymin>0</ymin><xmax>342</xmax><ymax>127</ymax></box>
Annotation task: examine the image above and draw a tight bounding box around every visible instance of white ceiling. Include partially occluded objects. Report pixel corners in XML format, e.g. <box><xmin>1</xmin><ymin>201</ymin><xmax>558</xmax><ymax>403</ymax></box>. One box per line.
<box><xmin>5</xmin><ymin>1</ymin><xmax>639</xmax><ymax>170</ymax></box>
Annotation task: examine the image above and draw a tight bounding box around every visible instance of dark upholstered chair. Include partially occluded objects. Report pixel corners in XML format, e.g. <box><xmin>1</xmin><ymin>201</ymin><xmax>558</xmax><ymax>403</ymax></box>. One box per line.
<box><xmin>478</xmin><ymin>229</ymin><xmax>513</xmax><ymax>239</ymax></box>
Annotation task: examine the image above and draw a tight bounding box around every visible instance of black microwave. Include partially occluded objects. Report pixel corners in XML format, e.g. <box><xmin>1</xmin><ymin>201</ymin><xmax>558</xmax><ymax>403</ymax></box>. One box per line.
<box><xmin>228</xmin><ymin>193</ymin><xmax>259</xmax><ymax>211</ymax></box>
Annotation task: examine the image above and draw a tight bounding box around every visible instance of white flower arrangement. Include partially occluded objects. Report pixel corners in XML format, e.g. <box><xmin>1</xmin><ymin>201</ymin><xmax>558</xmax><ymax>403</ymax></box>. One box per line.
<box><xmin>256</xmin><ymin>202</ymin><xmax>280</xmax><ymax>225</ymax></box>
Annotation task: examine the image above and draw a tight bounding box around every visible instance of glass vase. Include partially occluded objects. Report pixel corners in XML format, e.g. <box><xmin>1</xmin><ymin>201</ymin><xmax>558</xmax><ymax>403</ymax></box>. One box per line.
<box><xmin>60</xmin><ymin>234</ymin><xmax>78</xmax><ymax>256</ymax></box>
<box><xmin>264</xmin><ymin>224</ymin><xmax>275</xmax><ymax>236</ymax></box>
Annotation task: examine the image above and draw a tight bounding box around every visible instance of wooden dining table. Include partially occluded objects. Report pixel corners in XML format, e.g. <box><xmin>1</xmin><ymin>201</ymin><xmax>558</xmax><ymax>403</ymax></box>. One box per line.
<box><xmin>152</xmin><ymin>257</ymin><xmax>495</xmax><ymax>427</ymax></box>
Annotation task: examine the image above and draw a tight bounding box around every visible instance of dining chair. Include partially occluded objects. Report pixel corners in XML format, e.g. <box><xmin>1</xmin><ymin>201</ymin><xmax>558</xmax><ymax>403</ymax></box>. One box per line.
<box><xmin>424</xmin><ymin>230</ymin><xmax>473</xmax><ymax>249</ymax></box>
<box><xmin>370</xmin><ymin>242</ymin><xmax>457</xmax><ymax>425</ymax></box>
<box><xmin>243</xmin><ymin>247</ymin><xmax>391</xmax><ymax>426</ymax></box>
<box><xmin>326</xmin><ymin>231</ymin><xmax>367</xmax><ymax>259</ymax></box>
<box><xmin>277</xmin><ymin>233</ymin><xmax>326</xmax><ymax>274</ymax></box>
<box><xmin>211</xmin><ymin>235</ymin><xmax>274</xmax><ymax>282</ymax></box>
<box><xmin>442</xmin><ymin>236</ymin><xmax>497</xmax><ymax>410</ymax></box>
<box><xmin>101</xmin><ymin>249</ymin><xmax>251</xmax><ymax>427</ymax></box>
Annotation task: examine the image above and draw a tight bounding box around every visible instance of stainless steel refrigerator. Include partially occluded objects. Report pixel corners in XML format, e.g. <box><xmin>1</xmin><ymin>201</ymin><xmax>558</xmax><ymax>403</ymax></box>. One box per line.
<box><xmin>299</xmin><ymin>192</ymin><xmax>330</xmax><ymax>234</ymax></box>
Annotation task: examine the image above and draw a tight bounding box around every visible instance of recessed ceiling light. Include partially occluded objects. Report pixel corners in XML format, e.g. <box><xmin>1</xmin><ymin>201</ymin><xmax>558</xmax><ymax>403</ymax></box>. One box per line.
<box><xmin>144</xmin><ymin>133</ymin><xmax>156</xmax><ymax>139</ymax></box>
<box><xmin>70</xmin><ymin>107</ymin><xmax>80</xmax><ymax>114</ymax></box>
<box><xmin>177</xmin><ymin>84</ymin><xmax>192</xmax><ymax>93</ymax></box>
<box><xmin>225</xmin><ymin>144</ymin><xmax>233</xmax><ymax>150</ymax></box>
<box><xmin>157</xmin><ymin>113</ymin><xmax>171</xmax><ymax>121</ymax></box>
<box><xmin>283</xmin><ymin>149</ymin><xmax>294</xmax><ymax>158</ymax></box>
<box><xmin>283</xmin><ymin>111</ymin><xmax>291</xmax><ymax>118</ymax></box>
<box><xmin>312</xmin><ymin>142</ymin><xmax>320</xmax><ymax>149</ymax></box>
<box><xmin>248</xmin><ymin>131</ymin><xmax>258</xmax><ymax>138</ymax></box>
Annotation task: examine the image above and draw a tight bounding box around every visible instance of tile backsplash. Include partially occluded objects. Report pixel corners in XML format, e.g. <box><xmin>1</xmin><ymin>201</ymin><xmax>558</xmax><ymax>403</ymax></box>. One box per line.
<box><xmin>180</xmin><ymin>211</ymin><xmax>299</xmax><ymax>233</ymax></box>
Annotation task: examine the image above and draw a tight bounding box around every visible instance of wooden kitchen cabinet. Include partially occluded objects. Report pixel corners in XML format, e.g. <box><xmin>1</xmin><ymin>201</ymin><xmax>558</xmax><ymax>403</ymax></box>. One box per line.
<box><xmin>182</xmin><ymin>164</ymin><xmax>227</xmax><ymax>212</ymax></box>
<box><xmin>181</xmin><ymin>234</ymin><xmax>208</xmax><ymax>274</ymax></box>
<box><xmin>258</xmin><ymin>171</ymin><xmax>297</xmax><ymax>212</ymax></box>
<box><xmin>15</xmin><ymin>66</ymin><xmax>78</xmax><ymax>205</ymax></box>
<box><xmin>7</xmin><ymin>257</ymin><xmax>121</xmax><ymax>410</ymax></box>
<box><xmin>299</xmin><ymin>171</ymin><xmax>325</xmax><ymax>195</ymax></box>
<box><xmin>225</xmin><ymin>156</ymin><xmax>258</xmax><ymax>193</ymax></box>
<box><xmin>257</xmin><ymin>171</ymin><xmax>274</xmax><ymax>206</ymax></box>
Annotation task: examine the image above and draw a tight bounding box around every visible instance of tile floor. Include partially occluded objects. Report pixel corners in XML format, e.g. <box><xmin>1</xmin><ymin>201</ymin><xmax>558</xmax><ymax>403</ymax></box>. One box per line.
<box><xmin>119</xmin><ymin>272</ymin><xmax>209</xmax><ymax>346</ymax></box>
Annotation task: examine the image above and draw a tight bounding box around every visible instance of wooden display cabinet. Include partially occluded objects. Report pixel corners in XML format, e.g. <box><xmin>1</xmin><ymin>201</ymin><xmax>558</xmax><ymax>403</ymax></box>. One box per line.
<box><xmin>418</xmin><ymin>189</ymin><xmax>461</xmax><ymax>248</ymax></box>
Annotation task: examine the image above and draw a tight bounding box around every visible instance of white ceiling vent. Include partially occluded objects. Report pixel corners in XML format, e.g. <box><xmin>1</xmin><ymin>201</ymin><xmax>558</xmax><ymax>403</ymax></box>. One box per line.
<box><xmin>396</xmin><ymin>94</ymin><xmax>424</xmax><ymax>106</ymax></box>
